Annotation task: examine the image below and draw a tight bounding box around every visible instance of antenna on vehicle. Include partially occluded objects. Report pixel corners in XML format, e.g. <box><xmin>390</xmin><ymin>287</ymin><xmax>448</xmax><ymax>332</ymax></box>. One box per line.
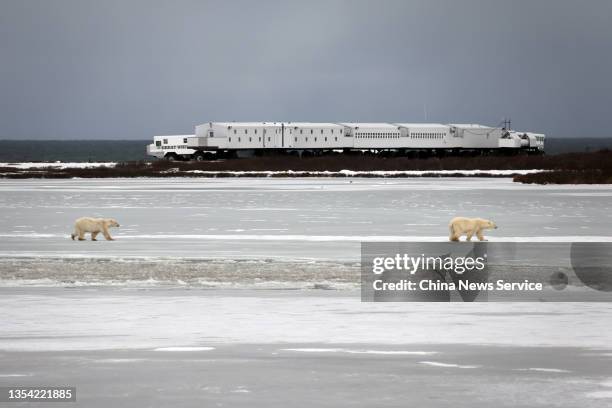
<box><xmin>502</xmin><ymin>117</ymin><xmax>512</xmax><ymax>131</ymax></box>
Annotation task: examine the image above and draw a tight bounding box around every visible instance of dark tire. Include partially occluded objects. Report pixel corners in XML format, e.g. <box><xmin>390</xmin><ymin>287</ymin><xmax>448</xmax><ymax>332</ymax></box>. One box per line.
<box><xmin>193</xmin><ymin>152</ymin><xmax>206</xmax><ymax>161</ymax></box>
<box><xmin>165</xmin><ymin>153</ymin><xmax>178</xmax><ymax>161</ymax></box>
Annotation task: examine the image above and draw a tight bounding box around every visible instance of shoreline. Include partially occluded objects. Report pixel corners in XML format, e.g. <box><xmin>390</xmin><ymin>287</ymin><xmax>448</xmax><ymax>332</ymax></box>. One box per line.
<box><xmin>0</xmin><ymin>164</ymin><xmax>543</xmax><ymax>179</ymax></box>
<box><xmin>2</xmin><ymin>148</ymin><xmax>611</xmax><ymax>183</ymax></box>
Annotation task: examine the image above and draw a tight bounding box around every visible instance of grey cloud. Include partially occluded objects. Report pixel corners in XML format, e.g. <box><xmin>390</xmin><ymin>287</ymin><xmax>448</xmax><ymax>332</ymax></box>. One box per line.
<box><xmin>0</xmin><ymin>0</ymin><xmax>611</xmax><ymax>139</ymax></box>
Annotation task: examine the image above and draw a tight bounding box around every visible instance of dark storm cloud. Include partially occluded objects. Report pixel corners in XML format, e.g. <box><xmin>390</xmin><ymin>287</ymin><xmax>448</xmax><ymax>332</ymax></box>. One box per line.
<box><xmin>1</xmin><ymin>0</ymin><xmax>611</xmax><ymax>139</ymax></box>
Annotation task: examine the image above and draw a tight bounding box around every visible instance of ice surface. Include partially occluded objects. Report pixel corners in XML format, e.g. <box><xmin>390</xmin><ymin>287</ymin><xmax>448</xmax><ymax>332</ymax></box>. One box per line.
<box><xmin>2</xmin><ymin>344</ymin><xmax>609</xmax><ymax>408</ymax></box>
<box><xmin>1</xmin><ymin>177</ymin><xmax>611</xmax><ymax>263</ymax></box>
<box><xmin>281</xmin><ymin>348</ymin><xmax>438</xmax><ymax>355</ymax></box>
<box><xmin>1</xmin><ymin>177</ymin><xmax>611</xmax><ymax>359</ymax></box>
<box><xmin>1</xmin><ymin>288</ymin><xmax>611</xmax><ymax>351</ymax></box>
<box><xmin>516</xmin><ymin>368</ymin><xmax>572</xmax><ymax>373</ymax></box>
<box><xmin>419</xmin><ymin>361</ymin><xmax>480</xmax><ymax>368</ymax></box>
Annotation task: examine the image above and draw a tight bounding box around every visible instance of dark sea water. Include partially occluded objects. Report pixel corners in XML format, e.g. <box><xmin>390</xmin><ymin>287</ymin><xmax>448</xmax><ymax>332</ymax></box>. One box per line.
<box><xmin>0</xmin><ymin>138</ymin><xmax>611</xmax><ymax>162</ymax></box>
<box><xmin>0</xmin><ymin>140</ymin><xmax>150</xmax><ymax>162</ymax></box>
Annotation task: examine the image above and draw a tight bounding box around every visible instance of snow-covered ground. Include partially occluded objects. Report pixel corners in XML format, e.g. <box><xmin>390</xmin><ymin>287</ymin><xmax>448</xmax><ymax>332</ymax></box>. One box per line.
<box><xmin>1</xmin><ymin>177</ymin><xmax>610</xmax><ymax>336</ymax></box>
<box><xmin>183</xmin><ymin>169</ymin><xmax>545</xmax><ymax>176</ymax></box>
<box><xmin>0</xmin><ymin>162</ymin><xmax>546</xmax><ymax>176</ymax></box>
<box><xmin>1</xmin><ymin>177</ymin><xmax>611</xmax><ymax>406</ymax></box>
<box><xmin>1</xmin><ymin>288</ymin><xmax>610</xmax><ymax>351</ymax></box>
<box><xmin>0</xmin><ymin>177</ymin><xmax>611</xmax><ymax>261</ymax></box>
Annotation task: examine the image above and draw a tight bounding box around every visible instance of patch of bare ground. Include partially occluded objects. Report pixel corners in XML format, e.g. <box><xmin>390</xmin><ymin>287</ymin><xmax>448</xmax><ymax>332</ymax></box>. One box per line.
<box><xmin>1</xmin><ymin>150</ymin><xmax>611</xmax><ymax>183</ymax></box>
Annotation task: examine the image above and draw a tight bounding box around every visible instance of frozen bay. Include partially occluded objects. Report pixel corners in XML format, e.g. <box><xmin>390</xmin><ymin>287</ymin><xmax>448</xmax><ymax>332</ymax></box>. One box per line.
<box><xmin>0</xmin><ymin>177</ymin><xmax>611</xmax><ymax>262</ymax></box>
<box><xmin>1</xmin><ymin>178</ymin><xmax>611</xmax><ymax>407</ymax></box>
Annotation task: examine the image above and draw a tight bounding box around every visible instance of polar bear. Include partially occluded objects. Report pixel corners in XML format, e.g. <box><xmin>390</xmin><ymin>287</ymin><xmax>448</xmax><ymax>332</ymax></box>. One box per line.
<box><xmin>71</xmin><ymin>217</ymin><xmax>120</xmax><ymax>241</ymax></box>
<box><xmin>449</xmin><ymin>217</ymin><xmax>497</xmax><ymax>242</ymax></box>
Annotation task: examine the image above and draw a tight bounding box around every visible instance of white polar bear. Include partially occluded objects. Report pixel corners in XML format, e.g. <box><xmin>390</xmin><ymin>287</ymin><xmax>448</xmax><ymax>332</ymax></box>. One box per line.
<box><xmin>71</xmin><ymin>217</ymin><xmax>120</xmax><ymax>241</ymax></box>
<box><xmin>449</xmin><ymin>217</ymin><xmax>497</xmax><ymax>242</ymax></box>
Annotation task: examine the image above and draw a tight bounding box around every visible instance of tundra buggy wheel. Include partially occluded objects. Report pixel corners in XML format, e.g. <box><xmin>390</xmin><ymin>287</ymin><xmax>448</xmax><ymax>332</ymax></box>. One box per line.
<box><xmin>193</xmin><ymin>152</ymin><xmax>206</xmax><ymax>161</ymax></box>
<box><xmin>165</xmin><ymin>153</ymin><xmax>178</xmax><ymax>161</ymax></box>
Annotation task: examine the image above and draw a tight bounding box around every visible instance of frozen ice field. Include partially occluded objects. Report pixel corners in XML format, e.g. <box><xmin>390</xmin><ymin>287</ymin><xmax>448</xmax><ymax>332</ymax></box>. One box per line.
<box><xmin>1</xmin><ymin>287</ymin><xmax>612</xmax><ymax>407</ymax></box>
<box><xmin>1</xmin><ymin>178</ymin><xmax>611</xmax><ymax>407</ymax></box>
<box><xmin>0</xmin><ymin>177</ymin><xmax>611</xmax><ymax>262</ymax></box>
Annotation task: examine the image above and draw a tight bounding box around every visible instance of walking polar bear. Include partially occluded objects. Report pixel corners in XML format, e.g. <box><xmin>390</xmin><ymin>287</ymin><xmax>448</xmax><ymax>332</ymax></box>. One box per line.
<box><xmin>449</xmin><ymin>217</ymin><xmax>497</xmax><ymax>242</ymax></box>
<box><xmin>71</xmin><ymin>217</ymin><xmax>120</xmax><ymax>241</ymax></box>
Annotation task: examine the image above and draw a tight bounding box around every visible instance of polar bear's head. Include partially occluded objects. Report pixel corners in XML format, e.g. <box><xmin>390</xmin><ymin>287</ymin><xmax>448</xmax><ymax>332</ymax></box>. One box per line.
<box><xmin>105</xmin><ymin>218</ymin><xmax>120</xmax><ymax>228</ymax></box>
<box><xmin>485</xmin><ymin>220</ymin><xmax>498</xmax><ymax>230</ymax></box>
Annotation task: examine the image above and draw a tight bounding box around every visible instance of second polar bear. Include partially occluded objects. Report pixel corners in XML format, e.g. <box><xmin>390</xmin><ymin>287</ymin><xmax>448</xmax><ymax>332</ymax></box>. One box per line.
<box><xmin>71</xmin><ymin>217</ymin><xmax>120</xmax><ymax>241</ymax></box>
<box><xmin>449</xmin><ymin>217</ymin><xmax>497</xmax><ymax>242</ymax></box>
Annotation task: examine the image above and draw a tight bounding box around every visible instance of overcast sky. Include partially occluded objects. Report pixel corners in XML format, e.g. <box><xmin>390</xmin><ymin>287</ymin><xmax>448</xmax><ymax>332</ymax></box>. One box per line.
<box><xmin>1</xmin><ymin>0</ymin><xmax>611</xmax><ymax>139</ymax></box>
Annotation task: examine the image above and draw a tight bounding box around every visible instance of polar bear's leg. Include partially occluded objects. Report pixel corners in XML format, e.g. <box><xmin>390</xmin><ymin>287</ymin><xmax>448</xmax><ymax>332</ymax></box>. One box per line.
<box><xmin>91</xmin><ymin>231</ymin><xmax>99</xmax><ymax>241</ymax></box>
<box><xmin>466</xmin><ymin>230</ymin><xmax>474</xmax><ymax>241</ymax></box>
<box><xmin>102</xmin><ymin>226</ymin><xmax>114</xmax><ymax>241</ymax></box>
<box><xmin>71</xmin><ymin>225</ymin><xmax>81</xmax><ymax>240</ymax></box>
<box><xmin>449</xmin><ymin>225</ymin><xmax>459</xmax><ymax>241</ymax></box>
<box><xmin>78</xmin><ymin>231</ymin><xmax>86</xmax><ymax>241</ymax></box>
<box><xmin>477</xmin><ymin>229</ymin><xmax>487</xmax><ymax>241</ymax></box>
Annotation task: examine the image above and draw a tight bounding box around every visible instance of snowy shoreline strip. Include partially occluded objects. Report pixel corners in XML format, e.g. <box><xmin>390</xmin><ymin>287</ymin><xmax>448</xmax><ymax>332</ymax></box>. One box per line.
<box><xmin>184</xmin><ymin>169</ymin><xmax>544</xmax><ymax>177</ymax></box>
<box><xmin>0</xmin><ymin>163</ymin><xmax>544</xmax><ymax>177</ymax></box>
